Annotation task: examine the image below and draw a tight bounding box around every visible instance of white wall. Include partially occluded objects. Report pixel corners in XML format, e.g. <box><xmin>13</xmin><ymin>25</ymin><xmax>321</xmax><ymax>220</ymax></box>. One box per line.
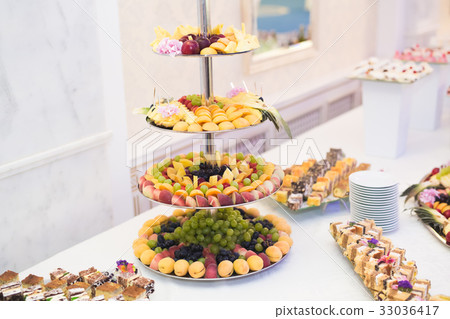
<box><xmin>0</xmin><ymin>0</ymin><xmax>132</xmax><ymax>271</ymax></box>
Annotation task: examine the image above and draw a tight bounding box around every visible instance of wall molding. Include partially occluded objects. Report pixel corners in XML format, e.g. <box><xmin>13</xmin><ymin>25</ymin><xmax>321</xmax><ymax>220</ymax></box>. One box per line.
<box><xmin>0</xmin><ymin>131</ymin><xmax>113</xmax><ymax>180</ymax></box>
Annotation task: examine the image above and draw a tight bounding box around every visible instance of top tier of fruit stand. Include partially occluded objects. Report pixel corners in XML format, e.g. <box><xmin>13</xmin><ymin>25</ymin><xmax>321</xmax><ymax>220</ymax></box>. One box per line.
<box><xmin>153</xmin><ymin>0</ymin><xmax>259</xmax><ymax>160</ymax></box>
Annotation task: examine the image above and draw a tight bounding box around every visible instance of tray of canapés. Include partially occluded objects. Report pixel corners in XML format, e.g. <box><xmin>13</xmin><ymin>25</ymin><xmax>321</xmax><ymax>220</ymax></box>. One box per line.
<box><xmin>134</xmin><ymin>89</ymin><xmax>291</xmax><ymax>135</ymax></box>
<box><xmin>401</xmin><ymin>164</ymin><xmax>450</xmax><ymax>247</ymax></box>
<box><xmin>133</xmin><ymin>207</ymin><xmax>292</xmax><ymax>280</ymax></box>
<box><xmin>0</xmin><ymin>260</ymin><xmax>154</xmax><ymax>301</ymax></box>
<box><xmin>151</xmin><ymin>23</ymin><xmax>259</xmax><ymax>57</ymax></box>
<box><xmin>273</xmin><ymin>148</ymin><xmax>370</xmax><ymax>211</ymax></box>
<box><xmin>329</xmin><ymin>219</ymin><xmax>445</xmax><ymax>301</ymax></box>
<box><xmin>138</xmin><ymin>152</ymin><xmax>284</xmax><ymax>208</ymax></box>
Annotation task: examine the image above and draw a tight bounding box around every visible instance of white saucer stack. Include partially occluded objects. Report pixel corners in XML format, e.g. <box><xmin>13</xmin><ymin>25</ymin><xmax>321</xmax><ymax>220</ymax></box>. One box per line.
<box><xmin>349</xmin><ymin>171</ymin><xmax>399</xmax><ymax>232</ymax></box>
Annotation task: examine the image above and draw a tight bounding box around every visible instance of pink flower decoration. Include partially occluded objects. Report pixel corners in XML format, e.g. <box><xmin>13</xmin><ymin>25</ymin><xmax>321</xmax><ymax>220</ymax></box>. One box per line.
<box><xmin>158</xmin><ymin>104</ymin><xmax>180</xmax><ymax>118</ymax></box>
<box><xmin>419</xmin><ymin>188</ymin><xmax>440</xmax><ymax>204</ymax></box>
<box><xmin>227</xmin><ymin>87</ymin><xmax>246</xmax><ymax>98</ymax></box>
<box><xmin>156</xmin><ymin>38</ymin><xmax>183</xmax><ymax>57</ymax></box>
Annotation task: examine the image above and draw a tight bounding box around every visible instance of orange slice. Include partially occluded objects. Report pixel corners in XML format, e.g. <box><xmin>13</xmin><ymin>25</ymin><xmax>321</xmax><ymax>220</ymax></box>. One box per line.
<box><xmin>174</xmin><ymin>190</ymin><xmax>188</xmax><ymax>198</ymax></box>
<box><xmin>194</xmin><ymin>106</ymin><xmax>209</xmax><ymax>114</ymax></box>
<box><xmin>205</xmin><ymin>188</ymin><xmax>222</xmax><ymax>197</ymax></box>
<box><xmin>189</xmin><ymin>189</ymin><xmax>204</xmax><ymax>197</ymax></box>
<box><xmin>234</xmin><ymin>173</ymin><xmax>247</xmax><ymax>183</ymax></box>
<box><xmin>259</xmin><ymin>174</ymin><xmax>270</xmax><ymax>182</ymax></box>
<box><xmin>196</xmin><ymin>115</ymin><xmax>212</xmax><ymax>124</ymax></box>
<box><xmin>199</xmin><ymin>182</ymin><xmax>213</xmax><ymax>188</ymax></box>
<box><xmin>159</xmin><ymin>183</ymin><xmax>174</xmax><ymax>193</ymax></box>
<box><xmin>218</xmin><ymin>178</ymin><xmax>232</xmax><ymax>185</ymax></box>
<box><xmin>251</xmin><ymin>180</ymin><xmax>263</xmax><ymax>188</ymax></box>
<box><xmin>239</xmin><ymin>186</ymin><xmax>255</xmax><ymax>193</ymax></box>
<box><xmin>208</xmin><ymin>104</ymin><xmax>220</xmax><ymax>112</ymax></box>
<box><xmin>223</xmin><ymin>186</ymin><xmax>239</xmax><ymax>195</ymax></box>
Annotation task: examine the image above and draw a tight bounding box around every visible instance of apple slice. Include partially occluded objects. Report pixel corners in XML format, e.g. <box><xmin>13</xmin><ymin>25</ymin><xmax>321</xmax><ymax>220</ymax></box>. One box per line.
<box><xmin>196</xmin><ymin>195</ymin><xmax>210</xmax><ymax>207</ymax></box>
<box><xmin>208</xmin><ymin>196</ymin><xmax>221</xmax><ymax>207</ymax></box>
<box><xmin>263</xmin><ymin>180</ymin><xmax>276</xmax><ymax>194</ymax></box>
<box><xmin>171</xmin><ymin>195</ymin><xmax>186</xmax><ymax>206</ymax></box>
<box><xmin>241</xmin><ymin>191</ymin><xmax>256</xmax><ymax>203</ymax></box>
<box><xmin>232</xmin><ymin>192</ymin><xmax>245</xmax><ymax>204</ymax></box>
<box><xmin>217</xmin><ymin>193</ymin><xmax>233</xmax><ymax>206</ymax></box>
<box><xmin>152</xmin><ymin>189</ymin><xmax>161</xmax><ymax>201</ymax></box>
<box><xmin>256</xmin><ymin>185</ymin><xmax>268</xmax><ymax>196</ymax></box>
<box><xmin>143</xmin><ymin>186</ymin><xmax>155</xmax><ymax>199</ymax></box>
<box><xmin>159</xmin><ymin>190</ymin><xmax>173</xmax><ymax>204</ymax></box>
<box><xmin>252</xmin><ymin>190</ymin><xmax>264</xmax><ymax>199</ymax></box>
<box><xmin>185</xmin><ymin>196</ymin><xmax>197</xmax><ymax>207</ymax></box>
<box><xmin>271</xmin><ymin>176</ymin><xmax>281</xmax><ymax>188</ymax></box>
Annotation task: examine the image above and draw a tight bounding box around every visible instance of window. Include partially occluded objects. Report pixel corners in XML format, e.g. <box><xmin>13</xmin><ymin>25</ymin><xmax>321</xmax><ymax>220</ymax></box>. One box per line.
<box><xmin>256</xmin><ymin>0</ymin><xmax>312</xmax><ymax>54</ymax></box>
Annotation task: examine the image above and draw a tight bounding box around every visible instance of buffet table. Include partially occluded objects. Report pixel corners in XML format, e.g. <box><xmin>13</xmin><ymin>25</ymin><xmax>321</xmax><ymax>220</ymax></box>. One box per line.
<box><xmin>20</xmin><ymin>106</ymin><xmax>450</xmax><ymax>300</ymax></box>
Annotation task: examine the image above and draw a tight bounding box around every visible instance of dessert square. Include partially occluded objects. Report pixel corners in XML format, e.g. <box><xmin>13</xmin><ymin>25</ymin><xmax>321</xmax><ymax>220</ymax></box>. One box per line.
<box><xmin>45</xmin><ymin>279</ymin><xmax>67</xmax><ymax>291</ymax></box>
<box><xmin>0</xmin><ymin>270</ymin><xmax>19</xmax><ymax>285</ymax></box>
<box><xmin>95</xmin><ymin>282</ymin><xmax>123</xmax><ymax>300</ymax></box>
<box><xmin>21</xmin><ymin>274</ymin><xmax>44</xmax><ymax>288</ymax></box>
<box><xmin>123</xmin><ymin>286</ymin><xmax>146</xmax><ymax>301</ymax></box>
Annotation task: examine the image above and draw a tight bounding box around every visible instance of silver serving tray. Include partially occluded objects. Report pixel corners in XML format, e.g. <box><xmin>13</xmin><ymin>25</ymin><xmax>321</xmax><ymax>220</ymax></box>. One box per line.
<box><xmin>423</xmin><ymin>224</ymin><xmax>449</xmax><ymax>248</ymax></box>
<box><xmin>137</xmin><ymin>252</ymin><xmax>288</xmax><ymax>281</ymax></box>
<box><xmin>154</xmin><ymin>49</ymin><xmax>254</xmax><ymax>58</ymax></box>
<box><xmin>273</xmin><ymin>194</ymin><xmax>349</xmax><ymax>212</ymax></box>
<box><xmin>146</xmin><ymin>118</ymin><xmax>267</xmax><ymax>135</ymax></box>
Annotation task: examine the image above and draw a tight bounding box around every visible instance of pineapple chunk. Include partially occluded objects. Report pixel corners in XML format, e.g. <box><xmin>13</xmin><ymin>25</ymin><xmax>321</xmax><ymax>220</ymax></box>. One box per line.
<box><xmin>193</xmin><ymin>176</ymin><xmax>198</xmax><ymax>188</ymax></box>
<box><xmin>209</xmin><ymin>176</ymin><xmax>218</xmax><ymax>186</ymax></box>
<box><xmin>223</xmin><ymin>168</ymin><xmax>234</xmax><ymax>182</ymax></box>
<box><xmin>176</xmin><ymin>167</ymin><xmax>186</xmax><ymax>177</ymax></box>
<box><xmin>173</xmin><ymin>161</ymin><xmax>184</xmax><ymax>172</ymax></box>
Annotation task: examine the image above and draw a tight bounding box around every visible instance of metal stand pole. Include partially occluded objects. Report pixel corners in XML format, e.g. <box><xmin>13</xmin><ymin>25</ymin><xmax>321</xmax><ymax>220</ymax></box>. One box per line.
<box><xmin>198</xmin><ymin>0</ymin><xmax>215</xmax><ymax>163</ymax></box>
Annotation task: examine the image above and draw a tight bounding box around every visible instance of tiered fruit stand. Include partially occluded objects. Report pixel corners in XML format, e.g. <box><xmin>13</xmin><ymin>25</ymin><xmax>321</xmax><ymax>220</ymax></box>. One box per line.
<box><xmin>135</xmin><ymin>0</ymin><xmax>292</xmax><ymax>280</ymax></box>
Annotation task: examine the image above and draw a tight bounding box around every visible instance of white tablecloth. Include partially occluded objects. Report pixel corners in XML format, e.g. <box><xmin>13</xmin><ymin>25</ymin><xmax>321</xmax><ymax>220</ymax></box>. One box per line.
<box><xmin>21</xmin><ymin>106</ymin><xmax>450</xmax><ymax>300</ymax></box>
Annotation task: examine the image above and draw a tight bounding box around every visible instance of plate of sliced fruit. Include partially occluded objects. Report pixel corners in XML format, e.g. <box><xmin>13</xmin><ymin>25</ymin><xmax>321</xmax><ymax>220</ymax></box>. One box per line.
<box><xmin>133</xmin><ymin>207</ymin><xmax>292</xmax><ymax>281</ymax></box>
<box><xmin>150</xmin><ymin>23</ymin><xmax>259</xmax><ymax>57</ymax></box>
<box><xmin>273</xmin><ymin>148</ymin><xmax>370</xmax><ymax>211</ymax></box>
<box><xmin>402</xmin><ymin>164</ymin><xmax>450</xmax><ymax>247</ymax></box>
<box><xmin>134</xmin><ymin>91</ymin><xmax>291</xmax><ymax>136</ymax></box>
<box><xmin>138</xmin><ymin>152</ymin><xmax>284</xmax><ymax>208</ymax></box>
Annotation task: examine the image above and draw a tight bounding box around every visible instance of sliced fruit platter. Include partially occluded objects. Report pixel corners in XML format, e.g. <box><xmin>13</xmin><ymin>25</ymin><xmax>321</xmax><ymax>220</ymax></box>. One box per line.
<box><xmin>134</xmin><ymin>90</ymin><xmax>291</xmax><ymax>136</ymax></box>
<box><xmin>402</xmin><ymin>164</ymin><xmax>450</xmax><ymax>246</ymax></box>
<box><xmin>133</xmin><ymin>207</ymin><xmax>292</xmax><ymax>280</ymax></box>
<box><xmin>274</xmin><ymin>148</ymin><xmax>370</xmax><ymax>211</ymax></box>
<box><xmin>138</xmin><ymin>152</ymin><xmax>284</xmax><ymax>208</ymax></box>
<box><xmin>150</xmin><ymin>23</ymin><xmax>259</xmax><ymax>56</ymax></box>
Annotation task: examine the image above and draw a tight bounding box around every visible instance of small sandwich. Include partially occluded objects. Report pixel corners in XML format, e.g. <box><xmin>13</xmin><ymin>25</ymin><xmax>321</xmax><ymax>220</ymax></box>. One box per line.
<box><xmin>65</xmin><ymin>281</ymin><xmax>91</xmax><ymax>298</ymax></box>
<box><xmin>21</xmin><ymin>274</ymin><xmax>44</xmax><ymax>289</ymax></box>
<box><xmin>123</xmin><ymin>286</ymin><xmax>146</xmax><ymax>301</ymax></box>
<box><xmin>50</xmin><ymin>268</ymin><xmax>80</xmax><ymax>285</ymax></box>
<box><xmin>95</xmin><ymin>282</ymin><xmax>123</xmax><ymax>300</ymax></box>
<box><xmin>117</xmin><ymin>271</ymin><xmax>141</xmax><ymax>288</ymax></box>
<box><xmin>23</xmin><ymin>285</ymin><xmax>45</xmax><ymax>301</ymax></box>
<box><xmin>67</xmin><ymin>287</ymin><xmax>90</xmax><ymax>301</ymax></box>
<box><xmin>131</xmin><ymin>277</ymin><xmax>155</xmax><ymax>297</ymax></box>
<box><xmin>45</xmin><ymin>279</ymin><xmax>67</xmax><ymax>291</ymax></box>
<box><xmin>79</xmin><ymin>267</ymin><xmax>97</xmax><ymax>282</ymax></box>
<box><xmin>44</xmin><ymin>288</ymin><xmax>67</xmax><ymax>301</ymax></box>
<box><xmin>0</xmin><ymin>270</ymin><xmax>19</xmax><ymax>285</ymax></box>
<box><xmin>0</xmin><ymin>281</ymin><xmax>23</xmax><ymax>301</ymax></box>
<box><xmin>411</xmin><ymin>279</ymin><xmax>431</xmax><ymax>300</ymax></box>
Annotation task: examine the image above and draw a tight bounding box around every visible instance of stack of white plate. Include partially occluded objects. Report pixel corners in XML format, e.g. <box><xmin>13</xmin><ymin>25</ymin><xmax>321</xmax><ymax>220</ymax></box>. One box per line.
<box><xmin>349</xmin><ymin>171</ymin><xmax>399</xmax><ymax>232</ymax></box>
